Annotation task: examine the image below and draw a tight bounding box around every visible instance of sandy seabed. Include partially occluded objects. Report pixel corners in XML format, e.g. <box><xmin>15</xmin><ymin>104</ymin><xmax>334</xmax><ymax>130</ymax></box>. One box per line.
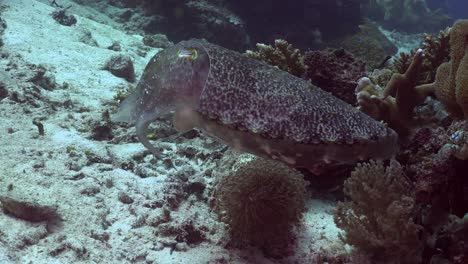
<box><xmin>0</xmin><ymin>0</ymin><xmax>347</xmax><ymax>263</ymax></box>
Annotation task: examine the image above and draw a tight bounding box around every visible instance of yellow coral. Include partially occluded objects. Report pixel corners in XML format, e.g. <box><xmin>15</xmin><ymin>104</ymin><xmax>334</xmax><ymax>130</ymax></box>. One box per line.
<box><xmin>449</xmin><ymin>20</ymin><xmax>468</xmax><ymax>74</ymax></box>
<box><xmin>432</xmin><ymin>20</ymin><xmax>468</xmax><ymax>118</ymax></box>
<box><xmin>456</xmin><ymin>50</ymin><xmax>468</xmax><ymax>117</ymax></box>
<box><xmin>433</xmin><ymin>62</ymin><xmax>462</xmax><ymax>117</ymax></box>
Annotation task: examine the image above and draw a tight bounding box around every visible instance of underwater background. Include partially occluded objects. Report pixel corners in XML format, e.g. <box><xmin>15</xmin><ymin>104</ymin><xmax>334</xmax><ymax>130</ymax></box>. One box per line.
<box><xmin>0</xmin><ymin>0</ymin><xmax>467</xmax><ymax>263</ymax></box>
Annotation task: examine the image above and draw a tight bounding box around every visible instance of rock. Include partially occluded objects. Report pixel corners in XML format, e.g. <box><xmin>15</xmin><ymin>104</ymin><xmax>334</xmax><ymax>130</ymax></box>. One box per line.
<box><xmin>51</xmin><ymin>7</ymin><xmax>77</xmax><ymax>27</ymax></box>
<box><xmin>331</xmin><ymin>22</ymin><xmax>398</xmax><ymax>69</ymax></box>
<box><xmin>103</xmin><ymin>54</ymin><xmax>135</xmax><ymax>82</ymax></box>
<box><xmin>0</xmin><ymin>195</ymin><xmax>60</xmax><ymax>223</ymax></box>
<box><xmin>143</xmin><ymin>34</ymin><xmax>173</xmax><ymax>48</ymax></box>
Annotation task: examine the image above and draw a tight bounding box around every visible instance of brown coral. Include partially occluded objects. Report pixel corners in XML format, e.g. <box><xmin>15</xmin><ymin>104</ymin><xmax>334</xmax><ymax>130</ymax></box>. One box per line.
<box><xmin>356</xmin><ymin>49</ymin><xmax>434</xmax><ymax>137</ymax></box>
<box><xmin>214</xmin><ymin>157</ymin><xmax>307</xmax><ymax>257</ymax></box>
<box><xmin>245</xmin><ymin>39</ymin><xmax>306</xmax><ymax>77</ymax></box>
<box><xmin>456</xmin><ymin>48</ymin><xmax>468</xmax><ymax>117</ymax></box>
<box><xmin>429</xmin><ymin>20</ymin><xmax>468</xmax><ymax>118</ymax></box>
<box><xmin>421</xmin><ymin>28</ymin><xmax>451</xmax><ymax>82</ymax></box>
<box><xmin>433</xmin><ymin>62</ymin><xmax>460</xmax><ymax>117</ymax></box>
<box><xmin>334</xmin><ymin>160</ymin><xmax>424</xmax><ymax>263</ymax></box>
<box><xmin>392</xmin><ymin>27</ymin><xmax>451</xmax><ymax>84</ymax></box>
<box><xmin>392</xmin><ymin>51</ymin><xmax>413</xmax><ymax>76</ymax></box>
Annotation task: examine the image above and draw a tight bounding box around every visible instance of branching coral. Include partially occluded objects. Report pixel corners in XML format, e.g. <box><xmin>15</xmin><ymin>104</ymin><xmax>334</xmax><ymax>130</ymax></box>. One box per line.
<box><xmin>421</xmin><ymin>28</ymin><xmax>451</xmax><ymax>82</ymax></box>
<box><xmin>334</xmin><ymin>160</ymin><xmax>424</xmax><ymax>263</ymax></box>
<box><xmin>392</xmin><ymin>51</ymin><xmax>414</xmax><ymax>76</ymax></box>
<box><xmin>215</xmin><ymin>157</ymin><xmax>307</xmax><ymax>257</ymax></box>
<box><xmin>245</xmin><ymin>39</ymin><xmax>306</xmax><ymax>77</ymax></box>
<box><xmin>356</xmin><ymin>49</ymin><xmax>434</xmax><ymax>137</ymax></box>
<box><xmin>392</xmin><ymin>27</ymin><xmax>451</xmax><ymax>84</ymax></box>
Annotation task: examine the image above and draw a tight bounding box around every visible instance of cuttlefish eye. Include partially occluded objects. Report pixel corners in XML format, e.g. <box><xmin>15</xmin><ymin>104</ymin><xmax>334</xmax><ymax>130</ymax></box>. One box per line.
<box><xmin>177</xmin><ymin>48</ymin><xmax>198</xmax><ymax>60</ymax></box>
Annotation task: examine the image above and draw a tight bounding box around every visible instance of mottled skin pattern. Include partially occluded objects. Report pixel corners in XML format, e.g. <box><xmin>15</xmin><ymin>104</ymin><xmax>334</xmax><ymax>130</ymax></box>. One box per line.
<box><xmin>113</xmin><ymin>39</ymin><xmax>398</xmax><ymax>168</ymax></box>
<box><xmin>198</xmin><ymin>40</ymin><xmax>393</xmax><ymax>145</ymax></box>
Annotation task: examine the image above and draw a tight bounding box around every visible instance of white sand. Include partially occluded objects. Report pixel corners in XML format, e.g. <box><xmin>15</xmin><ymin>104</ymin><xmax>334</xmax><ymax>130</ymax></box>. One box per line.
<box><xmin>0</xmin><ymin>1</ymin><xmax>346</xmax><ymax>263</ymax></box>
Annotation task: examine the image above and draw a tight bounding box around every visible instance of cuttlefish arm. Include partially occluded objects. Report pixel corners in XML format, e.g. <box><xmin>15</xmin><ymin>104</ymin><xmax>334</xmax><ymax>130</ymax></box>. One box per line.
<box><xmin>112</xmin><ymin>41</ymin><xmax>210</xmax><ymax>160</ymax></box>
<box><xmin>135</xmin><ymin>117</ymin><xmax>162</xmax><ymax>159</ymax></box>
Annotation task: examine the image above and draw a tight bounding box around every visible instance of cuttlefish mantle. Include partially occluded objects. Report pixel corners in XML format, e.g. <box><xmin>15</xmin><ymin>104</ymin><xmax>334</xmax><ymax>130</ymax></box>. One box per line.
<box><xmin>112</xmin><ymin>39</ymin><xmax>398</xmax><ymax>170</ymax></box>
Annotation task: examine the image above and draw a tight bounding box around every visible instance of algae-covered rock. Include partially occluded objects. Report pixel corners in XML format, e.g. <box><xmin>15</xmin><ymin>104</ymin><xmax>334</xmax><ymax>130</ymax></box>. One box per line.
<box><xmin>0</xmin><ymin>194</ymin><xmax>60</xmax><ymax>223</ymax></box>
<box><xmin>331</xmin><ymin>22</ymin><xmax>398</xmax><ymax>69</ymax></box>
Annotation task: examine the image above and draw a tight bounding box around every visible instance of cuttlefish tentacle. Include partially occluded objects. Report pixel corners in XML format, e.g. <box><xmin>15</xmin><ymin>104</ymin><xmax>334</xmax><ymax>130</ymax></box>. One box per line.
<box><xmin>135</xmin><ymin>117</ymin><xmax>162</xmax><ymax>159</ymax></box>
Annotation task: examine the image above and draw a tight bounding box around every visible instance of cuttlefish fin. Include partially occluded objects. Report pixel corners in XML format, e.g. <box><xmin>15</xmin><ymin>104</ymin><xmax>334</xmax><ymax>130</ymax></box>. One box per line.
<box><xmin>136</xmin><ymin>118</ymin><xmax>162</xmax><ymax>159</ymax></box>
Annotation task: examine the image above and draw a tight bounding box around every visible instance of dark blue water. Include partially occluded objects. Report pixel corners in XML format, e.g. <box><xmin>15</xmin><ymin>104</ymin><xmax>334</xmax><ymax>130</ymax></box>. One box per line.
<box><xmin>427</xmin><ymin>0</ymin><xmax>468</xmax><ymax>19</ymax></box>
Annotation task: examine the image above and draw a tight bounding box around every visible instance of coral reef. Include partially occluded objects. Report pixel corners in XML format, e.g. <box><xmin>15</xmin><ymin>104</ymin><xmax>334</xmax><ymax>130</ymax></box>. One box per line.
<box><xmin>334</xmin><ymin>160</ymin><xmax>424</xmax><ymax>263</ymax></box>
<box><xmin>331</xmin><ymin>22</ymin><xmax>398</xmax><ymax>69</ymax></box>
<box><xmin>181</xmin><ymin>0</ymin><xmax>250</xmax><ymax>50</ymax></box>
<box><xmin>145</xmin><ymin>0</ymin><xmax>251</xmax><ymax>50</ymax></box>
<box><xmin>392</xmin><ymin>27</ymin><xmax>451</xmax><ymax>84</ymax></box>
<box><xmin>214</xmin><ymin>157</ymin><xmax>307</xmax><ymax>257</ymax></box>
<box><xmin>430</xmin><ymin>213</ymin><xmax>468</xmax><ymax>263</ymax></box>
<box><xmin>245</xmin><ymin>39</ymin><xmax>306</xmax><ymax>77</ymax></box>
<box><xmin>398</xmin><ymin>127</ymin><xmax>454</xmax><ymax>204</ymax></box>
<box><xmin>87</xmin><ymin>0</ymin><xmax>250</xmax><ymax>50</ymax></box>
<box><xmin>95</xmin><ymin>0</ymin><xmax>363</xmax><ymax>51</ymax></box>
<box><xmin>232</xmin><ymin>0</ymin><xmax>362</xmax><ymax>49</ymax></box>
<box><xmin>363</xmin><ymin>0</ymin><xmax>453</xmax><ymax>33</ymax></box>
<box><xmin>356</xmin><ymin>49</ymin><xmax>434</xmax><ymax>137</ymax></box>
<box><xmin>395</xmin><ymin>124</ymin><xmax>468</xmax><ymax>263</ymax></box>
<box><xmin>303</xmin><ymin>48</ymin><xmax>366</xmax><ymax>105</ymax></box>
<box><xmin>329</xmin><ymin>108</ymin><xmax>468</xmax><ymax>263</ymax></box>
<box><xmin>445</xmin><ymin>120</ymin><xmax>468</xmax><ymax>160</ymax></box>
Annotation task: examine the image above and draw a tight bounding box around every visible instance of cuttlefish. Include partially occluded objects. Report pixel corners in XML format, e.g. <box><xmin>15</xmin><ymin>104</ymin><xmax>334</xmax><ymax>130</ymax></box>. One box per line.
<box><xmin>112</xmin><ymin>39</ymin><xmax>398</xmax><ymax>170</ymax></box>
